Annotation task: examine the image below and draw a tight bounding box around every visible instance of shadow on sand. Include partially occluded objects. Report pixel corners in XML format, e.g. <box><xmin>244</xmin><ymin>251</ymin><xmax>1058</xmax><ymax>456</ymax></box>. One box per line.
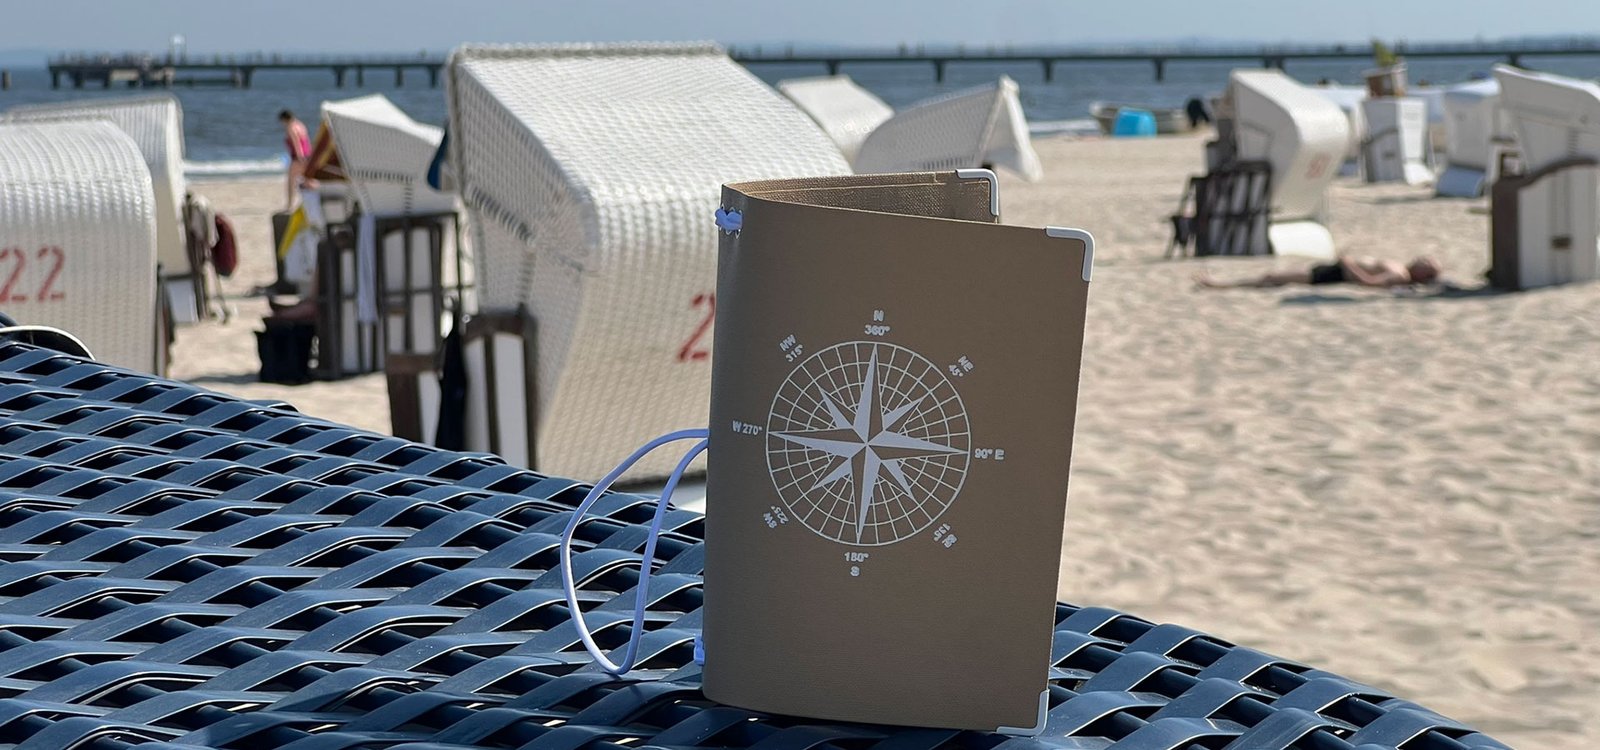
<box><xmin>186</xmin><ymin>371</ymin><xmax>266</xmax><ymax>386</ymax></box>
<box><xmin>1280</xmin><ymin>283</ymin><xmax>1504</xmax><ymax>306</ymax></box>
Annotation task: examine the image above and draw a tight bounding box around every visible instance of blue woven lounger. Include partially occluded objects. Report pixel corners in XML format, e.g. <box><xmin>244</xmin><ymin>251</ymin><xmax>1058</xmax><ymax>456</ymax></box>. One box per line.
<box><xmin>0</xmin><ymin>341</ymin><xmax>1510</xmax><ymax>750</ymax></box>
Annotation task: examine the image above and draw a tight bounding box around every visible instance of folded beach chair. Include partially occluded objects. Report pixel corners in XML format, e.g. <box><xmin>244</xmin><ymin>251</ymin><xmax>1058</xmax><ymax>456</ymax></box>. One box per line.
<box><xmin>3</xmin><ymin>95</ymin><xmax>211</xmax><ymax>324</ymax></box>
<box><xmin>1437</xmin><ymin>79</ymin><xmax>1516</xmax><ymax>198</ymax></box>
<box><xmin>854</xmin><ymin>76</ymin><xmax>1045</xmax><ymax>181</ymax></box>
<box><xmin>0</xmin><ymin>121</ymin><xmax>159</xmax><ymax>372</ymax></box>
<box><xmin>318</xmin><ymin>94</ymin><xmax>472</xmax><ymax>390</ymax></box>
<box><xmin>1171</xmin><ymin>70</ymin><xmax>1348</xmax><ymax>259</ymax></box>
<box><xmin>1488</xmin><ymin>65</ymin><xmax>1600</xmax><ymax>290</ymax></box>
<box><xmin>777</xmin><ymin>75</ymin><xmax>895</xmax><ymax>163</ymax></box>
<box><xmin>444</xmin><ymin>42</ymin><xmax>849</xmax><ymax>478</ymax></box>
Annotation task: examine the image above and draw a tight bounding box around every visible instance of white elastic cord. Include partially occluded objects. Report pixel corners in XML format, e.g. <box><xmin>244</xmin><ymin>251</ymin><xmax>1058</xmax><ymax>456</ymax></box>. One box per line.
<box><xmin>560</xmin><ymin>428</ymin><xmax>710</xmax><ymax>675</ymax></box>
<box><xmin>0</xmin><ymin>325</ymin><xmax>95</xmax><ymax>360</ymax></box>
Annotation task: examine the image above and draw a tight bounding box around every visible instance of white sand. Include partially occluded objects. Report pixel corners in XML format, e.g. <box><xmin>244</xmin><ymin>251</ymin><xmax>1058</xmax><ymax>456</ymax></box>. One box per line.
<box><xmin>180</xmin><ymin>134</ymin><xmax>1600</xmax><ymax>748</ymax></box>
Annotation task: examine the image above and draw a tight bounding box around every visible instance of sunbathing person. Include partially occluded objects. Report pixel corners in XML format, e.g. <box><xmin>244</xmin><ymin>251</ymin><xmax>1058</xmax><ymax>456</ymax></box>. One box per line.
<box><xmin>1196</xmin><ymin>255</ymin><xmax>1442</xmax><ymax>289</ymax></box>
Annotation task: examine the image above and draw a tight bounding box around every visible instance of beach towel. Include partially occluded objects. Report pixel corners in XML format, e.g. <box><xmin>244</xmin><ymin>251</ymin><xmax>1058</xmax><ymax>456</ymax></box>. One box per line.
<box><xmin>355</xmin><ymin>213</ymin><xmax>378</xmax><ymax>324</ymax></box>
<box><xmin>212</xmin><ymin>214</ymin><xmax>238</xmax><ymax>277</ymax></box>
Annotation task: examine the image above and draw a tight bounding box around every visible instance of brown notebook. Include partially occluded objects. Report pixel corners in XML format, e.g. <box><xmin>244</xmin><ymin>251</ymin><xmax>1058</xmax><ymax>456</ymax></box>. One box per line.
<box><xmin>701</xmin><ymin>170</ymin><xmax>1093</xmax><ymax>734</ymax></box>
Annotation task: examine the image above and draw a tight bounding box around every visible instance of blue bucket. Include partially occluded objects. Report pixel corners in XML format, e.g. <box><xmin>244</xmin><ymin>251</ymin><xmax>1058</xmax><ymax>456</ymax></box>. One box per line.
<box><xmin>1112</xmin><ymin>108</ymin><xmax>1158</xmax><ymax>137</ymax></box>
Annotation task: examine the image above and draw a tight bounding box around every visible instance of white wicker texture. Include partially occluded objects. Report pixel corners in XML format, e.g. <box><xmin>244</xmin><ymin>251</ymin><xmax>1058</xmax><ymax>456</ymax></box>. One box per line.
<box><xmin>321</xmin><ymin>94</ymin><xmax>459</xmax><ymax>217</ymax></box>
<box><xmin>0</xmin><ymin>121</ymin><xmax>158</xmax><ymax>371</ymax></box>
<box><xmin>777</xmin><ymin>75</ymin><xmax>894</xmax><ymax>163</ymax></box>
<box><xmin>446</xmin><ymin>42</ymin><xmax>850</xmax><ymax>480</ymax></box>
<box><xmin>854</xmin><ymin>76</ymin><xmax>1044</xmax><ymax>181</ymax></box>
<box><xmin>4</xmin><ymin>96</ymin><xmax>186</xmax><ymax>278</ymax></box>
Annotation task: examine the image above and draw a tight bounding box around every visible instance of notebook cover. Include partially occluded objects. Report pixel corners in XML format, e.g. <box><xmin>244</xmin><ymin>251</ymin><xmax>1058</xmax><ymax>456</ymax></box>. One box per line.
<box><xmin>702</xmin><ymin>171</ymin><xmax>1093</xmax><ymax>733</ymax></box>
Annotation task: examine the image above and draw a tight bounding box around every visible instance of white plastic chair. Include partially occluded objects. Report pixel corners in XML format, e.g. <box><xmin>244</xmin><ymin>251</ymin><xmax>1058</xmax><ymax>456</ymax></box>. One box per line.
<box><xmin>778</xmin><ymin>75</ymin><xmax>894</xmax><ymax>163</ymax></box>
<box><xmin>0</xmin><ymin>120</ymin><xmax>159</xmax><ymax>372</ymax></box>
<box><xmin>445</xmin><ymin>42</ymin><xmax>849</xmax><ymax>479</ymax></box>
<box><xmin>854</xmin><ymin>76</ymin><xmax>1043</xmax><ymax>181</ymax></box>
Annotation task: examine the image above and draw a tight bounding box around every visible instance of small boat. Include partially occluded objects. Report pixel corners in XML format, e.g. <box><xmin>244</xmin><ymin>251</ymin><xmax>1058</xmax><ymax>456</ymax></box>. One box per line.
<box><xmin>1089</xmin><ymin>101</ymin><xmax>1192</xmax><ymax>135</ymax></box>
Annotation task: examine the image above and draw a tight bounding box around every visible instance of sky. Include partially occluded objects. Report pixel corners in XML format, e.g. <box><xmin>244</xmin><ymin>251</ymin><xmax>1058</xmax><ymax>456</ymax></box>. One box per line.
<box><xmin>1</xmin><ymin>0</ymin><xmax>1595</xmax><ymax>56</ymax></box>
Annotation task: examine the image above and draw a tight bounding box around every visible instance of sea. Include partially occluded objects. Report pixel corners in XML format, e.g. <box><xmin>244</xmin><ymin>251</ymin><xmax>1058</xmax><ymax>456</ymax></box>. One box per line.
<box><xmin>4</xmin><ymin>55</ymin><xmax>1600</xmax><ymax>178</ymax></box>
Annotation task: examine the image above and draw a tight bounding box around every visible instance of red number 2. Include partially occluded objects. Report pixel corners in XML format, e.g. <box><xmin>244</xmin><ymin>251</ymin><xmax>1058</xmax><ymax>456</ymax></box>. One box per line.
<box><xmin>1307</xmin><ymin>154</ymin><xmax>1331</xmax><ymax>180</ymax></box>
<box><xmin>677</xmin><ymin>293</ymin><xmax>714</xmax><ymax>362</ymax></box>
<box><xmin>0</xmin><ymin>248</ymin><xmax>26</xmax><ymax>303</ymax></box>
<box><xmin>37</xmin><ymin>246</ymin><xmax>65</xmax><ymax>301</ymax></box>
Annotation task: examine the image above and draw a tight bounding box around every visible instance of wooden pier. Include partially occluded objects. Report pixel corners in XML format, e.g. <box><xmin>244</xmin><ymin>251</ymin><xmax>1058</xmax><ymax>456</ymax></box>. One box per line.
<box><xmin>45</xmin><ymin>39</ymin><xmax>1600</xmax><ymax>90</ymax></box>
<box><xmin>729</xmin><ymin>39</ymin><xmax>1600</xmax><ymax>82</ymax></box>
<box><xmin>47</xmin><ymin>53</ymin><xmax>445</xmax><ymax>89</ymax></box>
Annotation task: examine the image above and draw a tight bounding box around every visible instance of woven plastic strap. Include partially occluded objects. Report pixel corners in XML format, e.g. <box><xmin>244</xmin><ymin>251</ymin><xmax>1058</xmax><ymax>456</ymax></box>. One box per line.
<box><xmin>0</xmin><ymin>342</ymin><xmax>1510</xmax><ymax>750</ymax></box>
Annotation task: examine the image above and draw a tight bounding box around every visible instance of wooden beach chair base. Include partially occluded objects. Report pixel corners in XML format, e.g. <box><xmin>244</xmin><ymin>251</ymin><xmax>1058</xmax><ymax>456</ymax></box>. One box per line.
<box><xmin>1169</xmin><ymin>160</ymin><xmax>1273</xmax><ymax>257</ymax></box>
<box><xmin>1489</xmin><ymin>156</ymin><xmax>1600</xmax><ymax>290</ymax></box>
<box><xmin>314</xmin><ymin>225</ymin><xmax>381</xmax><ymax>379</ymax></box>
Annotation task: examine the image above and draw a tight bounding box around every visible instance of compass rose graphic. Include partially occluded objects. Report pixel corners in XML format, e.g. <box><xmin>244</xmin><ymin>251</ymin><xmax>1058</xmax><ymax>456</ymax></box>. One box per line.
<box><xmin>766</xmin><ymin>341</ymin><xmax>970</xmax><ymax>546</ymax></box>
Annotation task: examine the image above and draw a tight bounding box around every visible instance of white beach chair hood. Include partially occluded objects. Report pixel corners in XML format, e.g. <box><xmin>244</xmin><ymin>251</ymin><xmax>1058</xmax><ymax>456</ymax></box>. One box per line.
<box><xmin>853</xmin><ymin>75</ymin><xmax>1045</xmax><ymax>181</ymax></box>
<box><xmin>321</xmin><ymin>94</ymin><xmax>458</xmax><ymax>217</ymax></box>
<box><xmin>4</xmin><ymin>95</ymin><xmax>185</xmax><ymax>282</ymax></box>
<box><xmin>1494</xmin><ymin>65</ymin><xmax>1600</xmax><ymax>170</ymax></box>
<box><xmin>445</xmin><ymin>41</ymin><xmax>850</xmax><ymax>479</ymax></box>
<box><xmin>1226</xmin><ymin>69</ymin><xmax>1349</xmax><ymax>259</ymax></box>
<box><xmin>0</xmin><ymin>121</ymin><xmax>158</xmax><ymax>372</ymax></box>
<box><xmin>1310</xmin><ymin>84</ymin><xmax>1367</xmax><ymax>169</ymax></box>
<box><xmin>778</xmin><ymin>75</ymin><xmax>894</xmax><ymax>163</ymax></box>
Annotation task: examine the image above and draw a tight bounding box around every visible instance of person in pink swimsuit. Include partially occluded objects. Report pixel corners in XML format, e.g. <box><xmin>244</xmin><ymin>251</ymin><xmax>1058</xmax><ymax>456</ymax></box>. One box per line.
<box><xmin>279</xmin><ymin>109</ymin><xmax>313</xmax><ymax>210</ymax></box>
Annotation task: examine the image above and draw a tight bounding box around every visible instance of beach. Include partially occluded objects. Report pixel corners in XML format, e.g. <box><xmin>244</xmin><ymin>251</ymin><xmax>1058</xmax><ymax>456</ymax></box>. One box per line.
<box><xmin>176</xmin><ymin>133</ymin><xmax>1600</xmax><ymax>749</ymax></box>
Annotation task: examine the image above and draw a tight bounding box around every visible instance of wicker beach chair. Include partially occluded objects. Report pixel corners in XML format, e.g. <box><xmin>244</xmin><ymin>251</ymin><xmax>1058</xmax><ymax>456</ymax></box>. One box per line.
<box><xmin>1172</xmin><ymin>70</ymin><xmax>1348</xmax><ymax>259</ymax></box>
<box><xmin>1488</xmin><ymin>65</ymin><xmax>1600</xmax><ymax>290</ymax></box>
<box><xmin>3</xmin><ymin>95</ymin><xmax>211</xmax><ymax>324</ymax></box>
<box><xmin>1437</xmin><ymin>79</ymin><xmax>1515</xmax><ymax>198</ymax></box>
<box><xmin>0</xmin><ymin>121</ymin><xmax>159</xmax><ymax>372</ymax></box>
<box><xmin>318</xmin><ymin>94</ymin><xmax>471</xmax><ymax>388</ymax></box>
<box><xmin>777</xmin><ymin>74</ymin><xmax>895</xmax><ymax>163</ymax></box>
<box><xmin>854</xmin><ymin>75</ymin><xmax>1045</xmax><ymax>181</ymax></box>
<box><xmin>445</xmin><ymin>42</ymin><xmax>849</xmax><ymax>479</ymax></box>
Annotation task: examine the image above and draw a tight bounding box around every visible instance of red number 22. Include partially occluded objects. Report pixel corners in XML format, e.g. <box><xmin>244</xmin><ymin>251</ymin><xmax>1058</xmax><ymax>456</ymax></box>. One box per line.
<box><xmin>0</xmin><ymin>246</ymin><xmax>67</xmax><ymax>303</ymax></box>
